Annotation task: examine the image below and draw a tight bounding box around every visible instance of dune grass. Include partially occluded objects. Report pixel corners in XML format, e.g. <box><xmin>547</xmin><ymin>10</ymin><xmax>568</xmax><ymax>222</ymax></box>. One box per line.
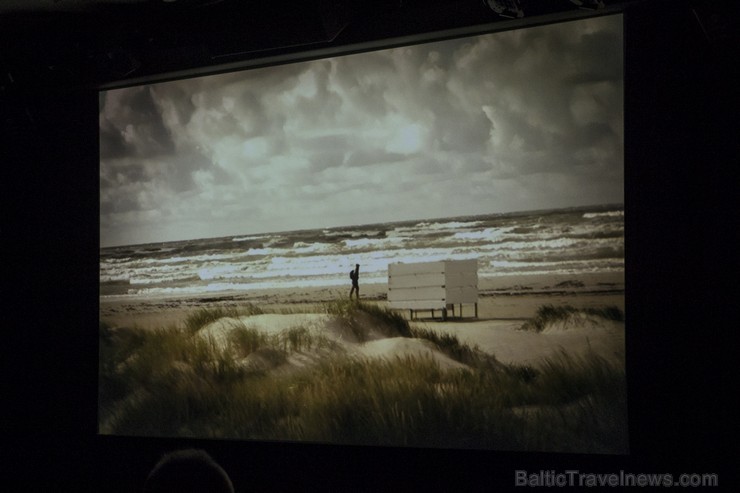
<box><xmin>325</xmin><ymin>299</ymin><xmax>413</xmax><ymax>341</ymax></box>
<box><xmin>184</xmin><ymin>304</ymin><xmax>264</xmax><ymax>334</ymax></box>
<box><xmin>99</xmin><ymin>302</ymin><xmax>627</xmax><ymax>453</ymax></box>
<box><xmin>520</xmin><ymin>304</ymin><xmax>624</xmax><ymax>332</ymax></box>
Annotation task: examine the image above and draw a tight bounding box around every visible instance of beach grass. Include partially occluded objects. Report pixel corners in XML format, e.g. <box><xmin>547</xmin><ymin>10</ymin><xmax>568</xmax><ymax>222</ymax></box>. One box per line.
<box><xmin>99</xmin><ymin>302</ymin><xmax>627</xmax><ymax>453</ymax></box>
<box><xmin>520</xmin><ymin>304</ymin><xmax>624</xmax><ymax>332</ymax></box>
<box><xmin>184</xmin><ymin>304</ymin><xmax>264</xmax><ymax>334</ymax></box>
<box><xmin>325</xmin><ymin>299</ymin><xmax>412</xmax><ymax>341</ymax></box>
<box><xmin>407</xmin><ymin>325</ymin><xmax>496</xmax><ymax>369</ymax></box>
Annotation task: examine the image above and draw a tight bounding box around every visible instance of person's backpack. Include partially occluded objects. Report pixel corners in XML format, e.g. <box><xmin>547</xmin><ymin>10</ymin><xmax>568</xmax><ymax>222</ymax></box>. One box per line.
<box><xmin>349</xmin><ymin>270</ymin><xmax>355</xmax><ymax>280</ymax></box>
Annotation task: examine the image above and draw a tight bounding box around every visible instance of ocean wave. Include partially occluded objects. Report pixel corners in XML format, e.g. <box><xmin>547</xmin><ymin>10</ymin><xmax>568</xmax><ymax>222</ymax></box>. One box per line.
<box><xmin>293</xmin><ymin>242</ymin><xmax>337</xmax><ymax>254</ymax></box>
<box><xmin>583</xmin><ymin>210</ymin><xmax>623</xmax><ymax>219</ymax></box>
<box><xmin>485</xmin><ymin>258</ymin><xmax>624</xmax><ymax>274</ymax></box>
<box><xmin>197</xmin><ymin>263</ymin><xmax>249</xmax><ymax>281</ymax></box>
<box><xmin>232</xmin><ymin>235</ymin><xmax>266</xmax><ymax>242</ymax></box>
<box><xmin>101</xmin><ymin>206</ymin><xmax>625</xmax><ymax>298</ymax></box>
<box><xmin>343</xmin><ymin>236</ymin><xmax>408</xmax><ymax>250</ymax></box>
<box><xmin>418</xmin><ymin>220</ymin><xmax>484</xmax><ymax>230</ymax></box>
<box><xmin>129</xmin><ymin>274</ymin><xmax>201</xmax><ymax>285</ymax></box>
<box><xmin>452</xmin><ymin>228</ymin><xmax>509</xmax><ymax>241</ymax></box>
<box><xmin>100</xmin><ymin>273</ymin><xmax>130</xmax><ymax>284</ymax></box>
<box><xmin>135</xmin><ymin>251</ymin><xmax>243</xmax><ymax>265</ymax></box>
<box><xmin>392</xmin><ymin>220</ymin><xmax>483</xmax><ymax>236</ymax></box>
<box><xmin>100</xmin><ymin>257</ymin><xmax>133</xmax><ymax>265</ymax></box>
<box><xmin>485</xmin><ymin>237</ymin><xmax>585</xmax><ymax>251</ymax></box>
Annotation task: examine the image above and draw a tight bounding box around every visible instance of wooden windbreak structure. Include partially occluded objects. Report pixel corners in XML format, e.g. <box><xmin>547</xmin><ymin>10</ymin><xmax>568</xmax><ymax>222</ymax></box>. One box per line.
<box><xmin>387</xmin><ymin>259</ymin><xmax>478</xmax><ymax>320</ymax></box>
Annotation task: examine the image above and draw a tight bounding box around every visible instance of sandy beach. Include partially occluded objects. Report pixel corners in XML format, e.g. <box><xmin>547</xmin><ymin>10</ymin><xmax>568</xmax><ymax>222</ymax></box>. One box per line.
<box><xmin>100</xmin><ymin>270</ymin><xmax>625</xmax><ymax>367</ymax></box>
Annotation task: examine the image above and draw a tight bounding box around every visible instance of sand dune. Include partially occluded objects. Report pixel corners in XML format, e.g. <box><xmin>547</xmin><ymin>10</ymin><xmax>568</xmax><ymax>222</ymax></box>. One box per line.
<box><xmin>412</xmin><ymin>316</ymin><xmax>624</xmax><ymax>367</ymax></box>
<box><xmin>195</xmin><ymin>307</ymin><xmax>624</xmax><ymax>376</ymax></box>
<box><xmin>198</xmin><ymin>313</ymin><xmax>472</xmax><ymax>371</ymax></box>
<box><xmin>356</xmin><ymin>337</ymin><xmax>470</xmax><ymax>370</ymax></box>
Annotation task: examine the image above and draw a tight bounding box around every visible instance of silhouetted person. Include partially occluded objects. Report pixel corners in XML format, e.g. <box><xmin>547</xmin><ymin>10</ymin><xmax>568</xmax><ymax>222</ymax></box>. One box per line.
<box><xmin>349</xmin><ymin>263</ymin><xmax>360</xmax><ymax>300</ymax></box>
<box><xmin>143</xmin><ymin>449</ymin><xmax>234</xmax><ymax>493</ymax></box>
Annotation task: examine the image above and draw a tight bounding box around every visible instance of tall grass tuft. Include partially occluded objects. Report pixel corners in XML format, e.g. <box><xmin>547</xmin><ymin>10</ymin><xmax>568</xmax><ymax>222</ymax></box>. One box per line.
<box><xmin>511</xmin><ymin>350</ymin><xmax>628</xmax><ymax>453</ymax></box>
<box><xmin>354</xmin><ymin>302</ymin><xmax>413</xmax><ymax>338</ymax></box>
<box><xmin>521</xmin><ymin>304</ymin><xmax>624</xmax><ymax>332</ymax></box>
<box><xmin>277</xmin><ymin>326</ymin><xmax>337</xmax><ymax>353</ymax></box>
<box><xmin>228</xmin><ymin>326</ymin><xmax>270</xmax><ymax>357</ymax></box>
<box><xmin>326</xmin><ymin>299</ymin><xmax>412</xmax><ymax>341</ymax></box>
<box><xmin>184</xmin><ymin>305</ymin><xmax>264</xmax><ymax>334</ymax></box>
<box><xmin>99</xmin><ymin>322</ymin><xmax>147</xmax><ymax>407</ymax></box>
<box><xmin>408</xmin><ymin>326</ymin><xmax>496</xmax><ymax>368</ymax></box>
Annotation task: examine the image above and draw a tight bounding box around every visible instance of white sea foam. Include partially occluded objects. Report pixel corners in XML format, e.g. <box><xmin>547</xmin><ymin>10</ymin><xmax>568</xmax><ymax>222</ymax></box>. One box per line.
<box><xmin>293</xmin><ymin>242</ymin><xmax>335</xmax><ymax>254</ymax></box>
<box><xmin>417</xmin><ymin>220</ymin><xmax>483</xmax><ymax>230</ymax></box>
<box><xmin>452</xmin><ymin>227</ymin><xmax>508</xmax><ymax>241</ymax></box>
<box><xmin>232</xmin><ymin>235</ymin><xmax>266</xmax><ymax>242</ymax></box>
<box><xmin>584</xmin><ymin>210</ymin><xmax>623</xmax><ymax>219</ymax></box>
<box><xmin>100</xmin><ymin>273</ymin><xmax>130</xmax><ymax>283</ymax></box>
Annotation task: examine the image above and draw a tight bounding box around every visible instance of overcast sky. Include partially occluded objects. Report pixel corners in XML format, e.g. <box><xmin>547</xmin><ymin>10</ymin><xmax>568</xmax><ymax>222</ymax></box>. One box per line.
<box><xmin>100</xmin><ymin>14</ymin><xmax>623</xmax><ymax>248</ymax></box>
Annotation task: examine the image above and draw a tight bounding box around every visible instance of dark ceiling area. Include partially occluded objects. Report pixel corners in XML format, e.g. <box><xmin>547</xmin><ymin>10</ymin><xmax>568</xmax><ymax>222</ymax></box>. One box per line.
<box><xmin>1</xmin><ymin>0</ymin><xmax>634</xmax><ymax>89</ymax></box>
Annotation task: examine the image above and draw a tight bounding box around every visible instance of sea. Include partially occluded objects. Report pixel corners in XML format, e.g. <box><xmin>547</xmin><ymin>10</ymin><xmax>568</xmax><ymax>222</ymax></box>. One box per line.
<box><xmin>100</xmin><ymin>204</ymin><xmax>624</xmax><ymax>299</ymax></box>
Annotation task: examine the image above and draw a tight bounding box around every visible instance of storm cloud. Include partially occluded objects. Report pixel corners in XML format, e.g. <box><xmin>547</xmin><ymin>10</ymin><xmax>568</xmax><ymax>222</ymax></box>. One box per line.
<box><xmin>100</xmin><ymin>15</ymin><xmax>623</xmax><ymax>247</ymax></box>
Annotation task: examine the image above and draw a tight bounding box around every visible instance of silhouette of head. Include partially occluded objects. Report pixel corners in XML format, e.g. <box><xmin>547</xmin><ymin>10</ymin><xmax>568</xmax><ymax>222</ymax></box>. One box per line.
<box><xmin>143</xmin><ymin>449</ymin><xmax>234</xmax><ymax>493</ymax></box>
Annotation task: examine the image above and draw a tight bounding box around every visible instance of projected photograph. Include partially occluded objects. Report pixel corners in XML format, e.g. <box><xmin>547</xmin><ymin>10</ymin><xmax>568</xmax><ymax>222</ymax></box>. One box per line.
<box><xmin>99</xmin><ymin>14</ymin><xmax>626</xmax><ymax>453</ymax></box>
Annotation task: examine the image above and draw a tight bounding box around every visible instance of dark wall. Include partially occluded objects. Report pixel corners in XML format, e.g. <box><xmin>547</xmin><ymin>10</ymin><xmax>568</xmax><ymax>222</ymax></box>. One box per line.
<box><xmin>3</xmin><ymin>1</ymin><xmax>736</xmax><ymax>490</ymax></box>
<box><xmin>620</xmin><ymin>6</ymin><xmax>736</xmax><ymax>492</ymax></box>
<box><xmin>623</xmin><ymin>0</ymin><xmax>736</xmax><ymax>473</ymax></box>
